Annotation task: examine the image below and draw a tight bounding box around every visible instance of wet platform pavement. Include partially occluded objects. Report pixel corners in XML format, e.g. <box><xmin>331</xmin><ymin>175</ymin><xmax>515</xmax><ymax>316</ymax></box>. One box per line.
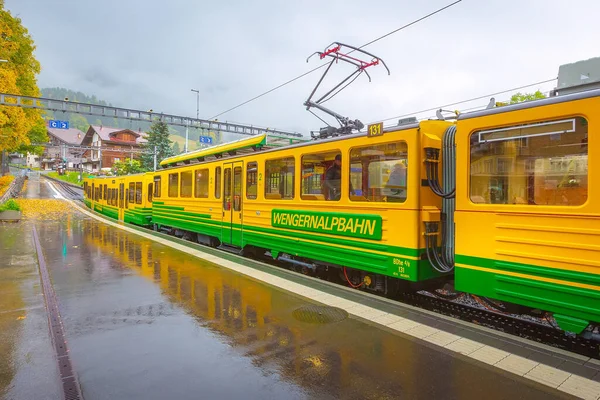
<box><xmin>0</xmin><ymin>178</ymin><xmax>580</xmax><ymax>399</ymax></box>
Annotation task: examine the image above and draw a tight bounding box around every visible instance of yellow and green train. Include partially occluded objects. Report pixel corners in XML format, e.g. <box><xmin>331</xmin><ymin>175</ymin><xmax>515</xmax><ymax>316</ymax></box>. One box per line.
<box><xmin>84</xmin><ymin>88</ymin><xmax>599</xmax><ymax>336</ymax></box>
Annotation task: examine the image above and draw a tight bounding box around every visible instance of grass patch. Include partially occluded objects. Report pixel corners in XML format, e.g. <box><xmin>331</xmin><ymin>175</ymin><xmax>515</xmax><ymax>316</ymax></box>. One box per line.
<box><xmin>0</xmin><ymin>199</ymin><xmax>21</xmax><ymax>212</ymax></box>
<box><xmin>47</xmin><ymin>171</ymin><xmax>83</xmax><ymax>187</ymax></box>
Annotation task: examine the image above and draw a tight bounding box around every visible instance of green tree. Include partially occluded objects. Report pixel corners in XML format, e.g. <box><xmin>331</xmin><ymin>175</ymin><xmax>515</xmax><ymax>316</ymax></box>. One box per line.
<box><xmin>16</xmin><ymin>120</ymin><xmax>46</xmax><ymax>155</ymax></box>
<box><xmin>140</xmin><ymin>120</ymin><xmax>173</xmax><ymax>170</ymax></box>
<box><xmin>69</xmin><ymin>114</ymin><xmax>89</xmax><ymax>132</ymax></box>
<box><xmin>510</xmin><ymin>90</ymin><xmax>546</xmax><ymax>104</ymax></box>
<box><xmin>111</xmin><ymin>159</ymin><xmax>143</xmax><ymax>176</ymax></box>
<box><xmin>0</xmin><ymin>1</ymin><xmax>44</xmax><ymax>152</ymax></box>
<box><xmin>172</xmin><ymin>141</ymin><xmax>180</xmax><ymax>154</ymax></box>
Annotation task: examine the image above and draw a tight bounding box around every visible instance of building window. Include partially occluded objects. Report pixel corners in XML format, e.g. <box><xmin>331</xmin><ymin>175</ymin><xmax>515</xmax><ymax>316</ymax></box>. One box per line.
<box><xmin>168</xmin><ymin>173</ymin><xmax>178</xmax><ymax>197</ymax></box>
<box><xmin>215</xmin><ymin>167</ymin><xmax>221</xmax><ymax>199</ymax></box>
<box><xmin>470</xmin><ymin>117</ymin><xmax>588</xmax><ymax>205</ymax></box>
<box><xmin>153</xmin><ymin>176</ymin><xmax>161</xmax><ymax>198</ymax></box>
<box><xmin>194</xmin><ymin>168</ymin><xmax>209</xmax><ymax>198</ymax></box>
<box><xmin>265</xmin><ymin>157</ymin><xmax>294</xmax><ymax>200</ymax></box>
<box><xmin>180</xmin><ymin>171</ymin><xmax>192</xmax><ymax>198</ymax></box>
<box><xmin>246</xmin><ymin>162</ymin><xmax>257</xmax><ymax>199</ymax></box>
<box><xmin>349</xmin><ymin>142</ymin><xmax>408</xmax><ymax>203</ymax></box>
<box><xmin>301</xmin><ymin>150</ymin><xmax>340</xmax><ymax>201</ymax></box>
<box><xmin>135</xmin><ymin>182</ymin><xmax>142</xmax><ymax>204</ymax></box>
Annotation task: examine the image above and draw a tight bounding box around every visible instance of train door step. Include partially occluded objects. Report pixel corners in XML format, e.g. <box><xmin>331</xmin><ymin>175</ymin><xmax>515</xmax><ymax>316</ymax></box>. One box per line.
<box><xmin>217</xmin><ymin>244</ymin><xmax>243</xmax><ymax>255</ymax></box>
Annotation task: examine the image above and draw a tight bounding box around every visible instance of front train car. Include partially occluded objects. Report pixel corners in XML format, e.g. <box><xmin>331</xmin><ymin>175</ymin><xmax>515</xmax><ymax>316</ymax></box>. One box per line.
<box><xmin>453</xmin><ymin>88</ymin><xmax>599</xmax><ymax>335</ymax></box>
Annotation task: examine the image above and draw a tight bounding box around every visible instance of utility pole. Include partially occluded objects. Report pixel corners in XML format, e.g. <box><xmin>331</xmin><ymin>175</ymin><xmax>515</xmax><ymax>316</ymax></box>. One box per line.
<box><xmin>184</xmin><ymin>122</ymin><xmax>188</xmax><ymax>153</ymax></box>
<box><xmin>190</xmin><ymin>89</ymin><xmax>200</xmax><ymax>153</ymax></box>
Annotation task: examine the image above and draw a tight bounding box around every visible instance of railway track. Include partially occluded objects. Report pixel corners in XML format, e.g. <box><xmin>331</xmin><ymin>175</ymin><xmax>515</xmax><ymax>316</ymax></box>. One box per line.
<box><xmin>401</xmin><ymin>292</ymin><xmax>600</xmax><ymax>359</ymax></box>
<box><xmin>52</xmin><ymin>183</ymin><xmax>600</xmax><ymax>361</ymax></box>
<box><xmin>42</xmin><ymin>176</ymin><xmax>83</xmax><ymax>200</ymax></box>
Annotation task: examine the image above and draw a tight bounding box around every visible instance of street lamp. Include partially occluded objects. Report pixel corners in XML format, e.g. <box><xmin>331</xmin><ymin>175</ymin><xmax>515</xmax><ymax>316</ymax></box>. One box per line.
<box><xmin>186</xmin><ymin>89</ymin><xmax>200</xmax><ymax>152</ymax></box>
<box><xmin>191</xmin><ymin>89</ymin><xmax>199</xmax><ymax>120</ymax></box>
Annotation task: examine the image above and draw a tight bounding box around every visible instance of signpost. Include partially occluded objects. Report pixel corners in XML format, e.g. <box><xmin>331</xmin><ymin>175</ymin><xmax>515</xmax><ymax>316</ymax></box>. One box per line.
<box><xmin>48</xmin><ymin>120</ymin><xmax>69</xmax><ymax>129</ymax></box>
<box><xmin>199</xmin><ymin>136</ymin><xmax>213</xmax><ymax>145</ymax></box>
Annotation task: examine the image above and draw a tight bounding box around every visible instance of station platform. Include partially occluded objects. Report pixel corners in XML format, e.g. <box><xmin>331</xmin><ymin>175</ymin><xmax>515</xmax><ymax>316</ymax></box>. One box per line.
<box><xmin>1</xmin><ymin>176</ymin><xmax>599</xmax><ymax>399</ymax></box>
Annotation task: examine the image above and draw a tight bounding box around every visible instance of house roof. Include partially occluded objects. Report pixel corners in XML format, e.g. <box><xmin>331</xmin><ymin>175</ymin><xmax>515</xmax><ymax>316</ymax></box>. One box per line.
<box><xmin>47</xmin><ymin>127</ymin><xmax>86</xmax><ymax>145</ymax></box>
<box><xmin>83</xmin><ymin>125</ymin><xmax>148</xmax><ymax>146</ymax></box>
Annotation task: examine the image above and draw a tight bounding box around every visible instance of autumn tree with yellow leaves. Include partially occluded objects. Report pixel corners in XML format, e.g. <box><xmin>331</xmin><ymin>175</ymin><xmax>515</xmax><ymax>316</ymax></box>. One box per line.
<box><xmin>0</xmin><ymin>0</ymin><xmax>46</xmax><ymax>155</ymax></box>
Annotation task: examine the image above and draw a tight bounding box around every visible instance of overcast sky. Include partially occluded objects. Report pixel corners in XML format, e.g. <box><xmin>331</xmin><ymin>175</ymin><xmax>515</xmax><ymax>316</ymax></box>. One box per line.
<box><xmin>6</xmin><ymin>0</ymin><xmax>600</xmax><ymax>136</ymax></box>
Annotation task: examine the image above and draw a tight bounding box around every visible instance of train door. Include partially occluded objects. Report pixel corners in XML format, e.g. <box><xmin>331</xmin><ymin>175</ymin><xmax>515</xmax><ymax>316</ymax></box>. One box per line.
<box><xmin>118</xmin><ymin>182</ymin><xmax>125</xmax><ymax>221</ymax></box>
<box><xmin>221</xmin><ymin>161</ymin><xmax>243</xmax><ymax>246</ymax></box>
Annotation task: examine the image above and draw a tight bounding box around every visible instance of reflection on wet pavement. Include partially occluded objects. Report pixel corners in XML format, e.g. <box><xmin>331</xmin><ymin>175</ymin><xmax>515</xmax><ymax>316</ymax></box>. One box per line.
<box><xmin>0</xmin><ymin>223</ymin><xmax>62</xmax><ymax>400</ymax></box>
<box><xmin>28</xmin><ymin>209</ymin><xmax>571</xmax><ymax>400</ymax></box>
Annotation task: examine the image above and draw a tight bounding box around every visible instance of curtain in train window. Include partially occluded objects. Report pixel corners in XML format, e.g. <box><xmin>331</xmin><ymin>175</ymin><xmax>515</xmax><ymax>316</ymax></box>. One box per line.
<box><xmin>470</xmin><ymin>117</ymin><xmax>588</xmax><ymax>205</ymax></box>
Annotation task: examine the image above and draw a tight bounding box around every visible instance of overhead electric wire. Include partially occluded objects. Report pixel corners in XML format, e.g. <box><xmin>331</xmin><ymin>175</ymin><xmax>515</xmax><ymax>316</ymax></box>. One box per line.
<box><xmin>373</xmin><ymin>77</ymin><xmax>557</xmax><ymax>124</ymax></box>
<box><xmin>210</xmin><ymin>0</ymin><xmax>463</xmax><ymax>120</ymax></box>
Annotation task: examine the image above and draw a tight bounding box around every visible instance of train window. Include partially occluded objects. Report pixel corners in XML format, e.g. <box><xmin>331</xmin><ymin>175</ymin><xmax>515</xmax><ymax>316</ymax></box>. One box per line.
<box><xmin>349</xmin><ymin>142</ymin><xmax>408</xmax><ymax>203</ymax></box>
<box><xmin>233</xmin><ymin>166</ymin><xmax>242</xmax><ymax>211</ymax></box>
<box><xmin>265</xmin><ymin>157</ymin><xmax>294</xmax><ymax>200</ymax></box>
<box><xmin>180</xmin><ymin>171</ymin><xmax>193</xmax><ymax>198</ymax></box>
<box><xmin>246</xmin><ymin>162</ymin><xmax>257</xmax><ymax>199</ymax></box>
<box><xmin>153</xmin><ymin>176</ymin><xmax>161</xmax><ymax>198</ymax></box>
<box><xmin>194</xmin><ymin>168</ymin><xmax>209</xmax><ymax>198</ymax></box>
<box><xmin>470</xmin><ymin>117</ymin><xmax>588</xmax><ymax>206</ymax></box>
<box><xmin>129</xmin><ymin>183</ymin><xmax>135</xmax><ymax>203</ymax></box>
<box><xmin>301</xmin><ymin>150</ymin><xmax>341</xmax><ymax>201</ymax></box>
<box><xmin>168</xmin><ymin>173</ymin><xmax>178</xmax><ymax>197</ymax></box>
<box><xmin>148</xmin><ymin>183</ymin><xmax>153</xmax><ymax>203</ymax></box>
<box><xmin>223</xmin><ymin>168</ymin><xmax>231</xmax><ymax>209</ymax></box>
<box><xmin>103</xmin><ymin>185</ymin><xmax>107</xmax><ymax>200</ymax></box>
<box><xmin>215</xmin><ymin>167</ymin><xmax>221</xmax><ymax>199</ymax></box>
<box><xmin>135</xmin><ymin>182</ymin><xmax>142</xmax><ymax>204</ymax></box>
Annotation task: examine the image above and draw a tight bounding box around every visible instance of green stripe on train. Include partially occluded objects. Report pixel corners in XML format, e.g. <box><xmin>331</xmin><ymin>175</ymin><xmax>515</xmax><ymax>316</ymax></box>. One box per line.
<box><xmin>455</xmin><ymin>254</ymin><xmax>599</xmax><ymax>333</ymax></box>
<box><xmin>125</xmin><ymin>209</ymin><xmax>152</xmax><ymax>227</ymax></box>
<box><xmin>151</xmin><ymin>212</ymin><xmax>441</xmax><ymax>282</ymax></box>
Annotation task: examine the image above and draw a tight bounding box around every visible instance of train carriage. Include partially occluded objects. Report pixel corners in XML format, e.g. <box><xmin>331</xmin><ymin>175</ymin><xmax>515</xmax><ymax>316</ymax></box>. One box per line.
<box><xmin>84</xmin><ymin>172</ymin><xmax>154</xmax><ymax>227</ymax></box>
<box><xmin>453</xmin><ymin>89</ymin><xmax>599</xmax><ymax>333</ymax></box>
<box><xmin>152</xmin><ymin>120</ymin><xmax>450</xmax><ymax>288</ymax></box>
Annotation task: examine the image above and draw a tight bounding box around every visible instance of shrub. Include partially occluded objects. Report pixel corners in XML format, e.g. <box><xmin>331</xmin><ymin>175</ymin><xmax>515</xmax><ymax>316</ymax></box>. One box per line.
<box><xmin>0</xmin><ymin>199</ymin><xmax>21</xmax><ymax>212</ymax></box>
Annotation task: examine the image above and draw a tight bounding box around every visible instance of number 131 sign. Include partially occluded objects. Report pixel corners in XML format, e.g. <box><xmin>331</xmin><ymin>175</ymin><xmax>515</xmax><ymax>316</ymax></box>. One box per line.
<box><xmin>367</xmin><ymin>122</ymin><xmax>383</xmax><ymax>137</ymax></box>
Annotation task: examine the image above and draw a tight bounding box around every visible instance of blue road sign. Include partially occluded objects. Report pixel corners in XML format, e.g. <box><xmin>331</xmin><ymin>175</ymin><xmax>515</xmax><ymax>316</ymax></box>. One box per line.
<box><xmin>49</xmin><ymin>120</ymin><xmax>69</xmax><ymax>129</ymax></box>
<box><xmin>199</xmin><ymin>136</ymin><xmax>213</xmax><ymax>144</ymax></box>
